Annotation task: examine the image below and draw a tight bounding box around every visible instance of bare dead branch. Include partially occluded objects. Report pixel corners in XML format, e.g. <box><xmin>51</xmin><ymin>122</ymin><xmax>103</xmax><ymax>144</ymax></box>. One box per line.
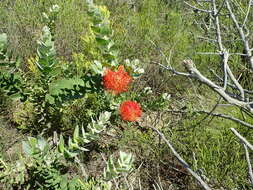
<box><xmin>152</xmin><ymin>61</ymin><xmax>191</xmax><ymax>77</ymax></box>
<box><xmin>182</xmin><ymin>59</ymin><xmax>252</xmax><ymax>112</ymax></box>
<box><xmin>226</xmin><ymin>0</ymin><xmax>253</xmax><ymax>70</ymax></box>
<box><xmin>230</xmin><ymin>128</ymin><xmax>253</xmax><ymax>185</ymax></box>
<box><xmin>149</xmin><ymin>126</ymin><xmax>212</xmax><ymax>190</ymax></box>
<box><xmin>242</xmin><ymin>0</ymin><xmax>253</xmax><ymax>27</ymax></box>
<box><xmin>184</xmin><ymin>1</ymin><xmax>212</xmax><ymax>13</ymax></box>
<box><xmin>197</xmin><ymin>97</ymin><xmax>222</xmax><ymax>125</ymax></box>
<box><xmin>222</xmin><ymin>51</ymin><xmax>229</xmax><ymax>90</ymax></box>
<box><xmin>226</xmin><ymin>62</ymin><xmax>245</xmax><ymax>100</ymax></box>
<box><xmin>210</xmin><ymin>0</ymin><xmax>245</xmax><ymax>99</ymax></box>
<box><xmin>196</xmin><ymin>52</ymin><xmax>220</xmax><ymax>55</ymax></box>
<box><xmin>243</xmin><ymin>144</ymin><xmax>253</xmax><ymax>185</ymax></box>
<box><xmin>198</xmin><ymin>110</ymin><xmax>253</xmax><ymax>129</ymax></box>
<box><xmin>212</xmin><ymin>0</ymin><xmax>223</xmax><ymax>50</ymax></box>
<box><xmin>197</xmin><ymin>52</ymin><xmax>248</xmax><ymax>56</ymax></box>
<box><xmin>153</xmin><ymin>57</ymin><xmax>252</xmax><ymax>113</ymax></box>
<box><xmin>210</xmin><ymin>69</ymin><xmax>253</xmax><ymax>95</ymax></box>
<box><xmin>231</xmin><ymin>128</ymin><xmax>253</xmax><ymax>151</ymax></box>
<box><xmin>165</xmin><ymin>109</ymin><xmax>253</xmax><ymax>129</ymax></box>
<box><xmin>215</xmin><ymin>0</ymin><xmax>226</xmax><ymax>16</ymax></box>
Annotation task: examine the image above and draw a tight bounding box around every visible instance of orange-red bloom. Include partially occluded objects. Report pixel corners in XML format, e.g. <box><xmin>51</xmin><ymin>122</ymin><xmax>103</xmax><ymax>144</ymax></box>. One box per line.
<box><xmin>103</xmin><ymin>65</ymin><xmax>132</xmax><ymax>94</ymax></box>
<box><xmin>120</xmin><ymin>101</ymin><xmax>142</xmax><ymax>122</ymax></box>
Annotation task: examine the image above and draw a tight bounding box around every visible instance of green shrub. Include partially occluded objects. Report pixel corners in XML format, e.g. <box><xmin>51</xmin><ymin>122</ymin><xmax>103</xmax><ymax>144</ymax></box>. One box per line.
<box><xmin>0</xmin><ymin>116</ymin><xmax>135</xmax><ymax>189</ymax></box>
<box><xmin>0</xmin><ymin>2</ymin><xmax>141</xmax><ymax>134</ymax></box>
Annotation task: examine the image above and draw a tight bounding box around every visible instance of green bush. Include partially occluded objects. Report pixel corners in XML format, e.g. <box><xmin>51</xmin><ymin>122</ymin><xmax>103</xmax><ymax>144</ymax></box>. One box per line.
<box><xmin>0</xmin><ymin>2</ymin><xmax>143</xmax><ymax>134</ymax></box>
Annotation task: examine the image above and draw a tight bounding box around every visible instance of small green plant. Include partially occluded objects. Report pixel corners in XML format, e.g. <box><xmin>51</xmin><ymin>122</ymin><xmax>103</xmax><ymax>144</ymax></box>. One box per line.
<box><xmin>0</xmin><ymin>119</ymin><xmax>135</xmax><ymax>189</ymax></box>
<box><xmin>0</xmin><ymin>136</ymin><xmax>87</xmax><ymax>189</ymax></box>
<box><xmin>82</xmin><ymin>1</ymin><xmax>144</xmax><ymax>75</ymax></box>
<box><xmin>0</xmin><ymin>32</ymin><xmax>25</xmax><ymax>100</ymax></box>
<box><xmin>87</xmin><ymin>0</ymin><xmax>119</xmax><ymax>67</ymax></box>
<box><xmin>58</xmin><ymin>111</ymin><xmax>111</xmax><ymax>158</ymax></box>
<box><xmin>104</xmin><ymin>151</ymin><xmax>134</xmax><ymax>181</ymax></box>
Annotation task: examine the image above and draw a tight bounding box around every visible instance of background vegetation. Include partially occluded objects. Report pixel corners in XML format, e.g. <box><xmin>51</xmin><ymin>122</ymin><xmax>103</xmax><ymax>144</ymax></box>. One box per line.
<box><xmin>0</xmin><ymin>0</ymin><xmax>253</xmax><ymax>189</ymax></box>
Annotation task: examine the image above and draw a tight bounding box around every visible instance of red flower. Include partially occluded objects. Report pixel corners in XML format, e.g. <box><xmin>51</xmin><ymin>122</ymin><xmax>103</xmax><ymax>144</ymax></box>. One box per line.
<box><xmin>103</xmin><ymin>65</ymin><xmax>132</xmax><ymax>94</ymax></box>
<box><xmin>120</xmin><ymin>101</ymin><xmax>142</xmax><ymax>122</ymax></box>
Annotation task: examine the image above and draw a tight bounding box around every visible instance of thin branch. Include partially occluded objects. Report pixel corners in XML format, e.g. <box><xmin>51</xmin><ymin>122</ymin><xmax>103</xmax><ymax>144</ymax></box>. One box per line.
<box><xmin>231</xmin><ymin>128</ymin><xmax>253</xmax><ymax>151</ymax></box>
<box><xmin>243</xmin><ymin>144</ymin><xmax>253</xmax><ymax>185</ymax></box>
<box><xmin>226</xmin><ymin>61</ymin><xmax>245</xmax><ymax>100</ymax></box>
<box><xmin>184</xmin><ymin>1</ymin><xmax>212</xmax><ymax>13</ymax></box>
<box><xmin>196</xmin><ymin>52</ymin><xmax>220</xmax><ymax>55</ymax></box>
<box><xmin>212</xmin><ymin>0</ymin><xmax>223</xmax><ymax>50</ymax></box>
<box><xmin>222</xmin><ymin>51</ymin><xmax>229</xmax><ymax>90</ymax></box>
<box><xmin>148</xmin><ymin>39</ymin><xmax>191</xmax><ymax>77</ymax></box>
<box><xmin>154</xmin><ymin>58</ymin><xmax>252</xmax><ymax>112</ymax></box>
<box><xmin>215</xmin><ymin>0</ymin><xmax>226</xmax><ymax>16</ymax></box>
<box><xmin>196</xmin><ymin>52</ymin><xmax>248</xmax><ymax>56</ymax></box>
<box><xmin>0</xmin><ymin>60</ymin><xmax>16</xmax><ymax>64</ymax></box>
<box><xmin>226</xmin><ymin>0</ymin><xmax>253</xmax><ymax>70</ymax></box>
<box><xmin>198</xmin><ymin>110</ymin><xmax>253</xmax><ymax>129</ymax></box>
<box><xmin>230</xmin><ymin>53</ymin><xmax>248</xmax><ymax>56</ymax></box>
<box><xmin>210</xmin><ymin>69</ymin><xmax>253</xmax><ymax>95</ymax></box>
<box><xmin>197</xmin><ymin>97</ymin><xmax>222</xmax><ymax>125</ymax></box>
<box><xmin>211</xmin><ymin>0</ymin><xmax>229</xmax><ymax>92</ymax></box>
<box><xmin>242</xmin><ymin>0</ymin><xmax>253</xmax><ymax>28</ymax></box>
<box><xmin>211</xmin><ymin>0</ymin><xmax>245</xmax><ymax>99</ymax></box>
<box><xmin>165</xmin><ymin>109</ymin><xmax>253</xmax><ymax>129</ymax></box>
<box><xmin>182</xmin><ymin>59</ymin><xmax>252</xmax><ymax>112</ymax></box>
<box><xmin>231</xmin><ymin>128</ymin><xmax>253</xmax><ymax>185</ymax></box>
<box><xmin>152</xmin><ymin>61</ymin><xmax>191</xmax><ymax>77</ymax></box>
<box><xmin>149</xmin><ymin>126</ymin><xmax>212</xmax><ymax>190</ymax></box>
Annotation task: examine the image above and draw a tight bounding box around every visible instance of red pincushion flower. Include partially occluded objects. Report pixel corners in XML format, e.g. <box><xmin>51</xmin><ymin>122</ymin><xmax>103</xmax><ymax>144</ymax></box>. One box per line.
<box><xmin>103</xmin><ymin>65</ymin><xmax>132</xmax><ymax>94</ymax></box>
<box><xmin>120</xmin><ymin>101</ymin><xmax>142</xmax><ymax>122</ymax></box>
